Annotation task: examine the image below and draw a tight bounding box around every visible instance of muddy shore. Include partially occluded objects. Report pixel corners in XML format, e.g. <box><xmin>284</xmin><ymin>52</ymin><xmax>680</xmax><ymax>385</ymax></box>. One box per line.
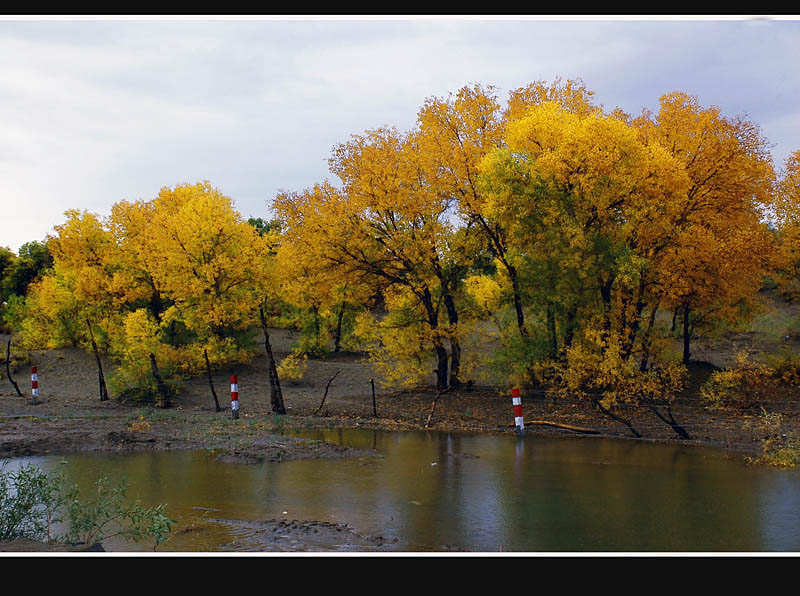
<box><xmin>1</xmin><ymin>327</ymin><xmax>797</xmax><ymax>463</ymax></box>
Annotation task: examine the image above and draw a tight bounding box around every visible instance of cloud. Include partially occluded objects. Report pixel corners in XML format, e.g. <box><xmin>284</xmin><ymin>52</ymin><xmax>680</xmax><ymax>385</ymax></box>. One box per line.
<box><xmin>1</xmin><ymin>17</ymin><xmax>798</xmax><ymax>252</ymax></box>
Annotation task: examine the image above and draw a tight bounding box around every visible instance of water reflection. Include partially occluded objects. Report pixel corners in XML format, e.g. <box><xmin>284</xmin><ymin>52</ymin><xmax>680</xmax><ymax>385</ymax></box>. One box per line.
<box><xmin>3</xmin><ymin>430</ymin><xmax>799</xmax><ymax>552</ymax></box>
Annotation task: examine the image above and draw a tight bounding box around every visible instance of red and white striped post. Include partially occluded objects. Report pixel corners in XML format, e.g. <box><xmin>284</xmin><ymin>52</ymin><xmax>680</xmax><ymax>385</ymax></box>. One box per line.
<box><xmin>230</xmin><ymin>375</ymin><xmax>239</xmax><ymax>420</ymax></box>
<box><xmin>31</xmin><ymin>366</ymin><xmax>39</xmax><ymax>402</ymax></box>
<box><xmin>511</xmin><ymin>387</ymin><xmax>524</xmax><ymax>435</ymax></box>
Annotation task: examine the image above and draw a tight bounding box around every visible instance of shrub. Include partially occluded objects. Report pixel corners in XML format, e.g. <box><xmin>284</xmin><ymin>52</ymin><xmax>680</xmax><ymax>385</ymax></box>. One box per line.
<box><xmin>0</xmin><ymin>464</ymin><xmax>174</xmax><ymax>549</ymax></box>
<box><xmin>276</xmin><ymin>351</ymin><xmax>308</xmax><ymax>380</ymax></box>
<box><xmin>701</xmin><ymin>351</ymin><xmax>793</xmax><ymax>408</ymax></box>
<box><xmin>0</xmin><ymin>464</ymin><xmax>66</xmax><ymax>542</ymax></box>
<box><xmin>748</xmin><ymin>410</ymin><xmax>800</xmax><ymax>468</ymax></box>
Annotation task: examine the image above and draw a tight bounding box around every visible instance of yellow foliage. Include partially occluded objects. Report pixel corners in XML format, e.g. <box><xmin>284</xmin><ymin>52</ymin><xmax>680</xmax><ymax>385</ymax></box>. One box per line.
<box><xmin>276</xmin><ymin>351</ymin><xmax>307</xmax><ymax>381</ymax></box>
<box><xmin>701</xmin><ymin>351</ymin><xmax>793</xmax><ymax>408</ymax></box>
<box><xmin>15</xmin><ymin>263</ymin><xmax>82</xmax><ymax>349</ymax></box>
<box><xmin>128</xmin><ymin>416</ymin><xmax>152</xmax><ymax>432</ymax></box>
<box><xmin>352</xmin><ymin>309</ymin><xmax>435</xmax><ymax>389</ymax></box>
<box><xmin>146</xmin><ymin>182</ymin><xmax>270</xmax><ymax>335</ymax></box>
<box><xmin>560</xmin><ymin>326</ymin><xmax>685</xmax><ymax>408</ymax></box>
<box><xmin>464</xmin><ymin>274</ymin><xmax>504</xmax><ymax>316</ymax></box>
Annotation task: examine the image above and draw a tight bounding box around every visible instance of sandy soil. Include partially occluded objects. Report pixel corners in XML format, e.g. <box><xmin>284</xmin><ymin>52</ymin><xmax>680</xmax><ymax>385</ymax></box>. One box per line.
<box><xmin>2</xmin><ymin>324</ymin><xmax>797</xmax><ymax>461</ymax></box>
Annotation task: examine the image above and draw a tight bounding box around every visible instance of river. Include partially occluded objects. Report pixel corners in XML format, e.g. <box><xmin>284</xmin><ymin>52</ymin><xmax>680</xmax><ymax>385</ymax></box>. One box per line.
<box><xmin>3</xmin><ymin>429</ymin><xmax>799</xmax><ymax>552</ymax></box>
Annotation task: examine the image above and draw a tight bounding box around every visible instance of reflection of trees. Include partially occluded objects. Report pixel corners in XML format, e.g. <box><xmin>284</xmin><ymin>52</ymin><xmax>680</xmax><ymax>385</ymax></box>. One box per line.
<box><xmin>499</xmin><ymin>440</ymin><xmax>762</xmax><ymax>551</ymax></box>
<box><xmin>40</xmin><ymin>434</ymin><xmax>787</xmax><ymax>551</ymax></box>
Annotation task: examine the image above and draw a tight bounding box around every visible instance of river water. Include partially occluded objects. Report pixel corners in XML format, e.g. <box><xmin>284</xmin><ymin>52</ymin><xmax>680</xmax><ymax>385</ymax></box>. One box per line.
<box><xmin>4</xmin><ymin>429</ymin><xmax>799</xmax><ymax>552</ymax></box>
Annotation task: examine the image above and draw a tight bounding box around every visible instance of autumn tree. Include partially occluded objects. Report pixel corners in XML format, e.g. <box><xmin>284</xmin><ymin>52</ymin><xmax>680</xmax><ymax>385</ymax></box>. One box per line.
<box><xmin>274</xmin><ymin>221</ymin><xmax>375</xmax><ymax>358</ymax></box>
<box><xmin>481</xmin><ymin>101</ymin><xmax>690</xmax><ymax>360</ymax></box>
<box><xmin>772</xmin><ymin>149</ymin><xmax>800</xmax><ymax>298</ymax></box>
<box><xmin>633</xmin><ymin>92</ymin><xmax>776</xmax><ymax>364</ymax></box>
<box><xmin>8</xmin><ymin>182</ymin><xmax>287</xmax><ymax>408</ymax></box>
<box><xmin>0</xmin><ymin>241</ymin><xmax>53</xmax><ymax>300</ymax></box>
<box><xmin>475</xmin><ymin>100</ymin><xmax>700</xmax><ymax>435</ymax></box>
<box><xmin>275</xmin><ymin>122</ymin><xmax>477</xmax><ymax>391</ymax></box>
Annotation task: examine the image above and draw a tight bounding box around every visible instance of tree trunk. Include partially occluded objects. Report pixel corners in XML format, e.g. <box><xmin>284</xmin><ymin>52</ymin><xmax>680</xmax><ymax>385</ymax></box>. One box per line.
<box><xmin>620</xmin><ymin>279</ymin><xmax>647</xmax><ymax>362</ymax></box>
<box><xmin>433</xmin><ymin>342</ymin><xmax>449</xmax><ymax>392</ymax></box>
<box><xmin>203</xmin><ymin>348</ymin><xmax>221</xmax><ymax>412</ymax></box>
<box><xmin>508</xmin><ymin>263</ymin><xmax>527</xmax><ymax>338</ymax></box>
<box><xmin>150</xmin><ymin>288</ymin><xmax>165</xmax><ymax>323</ymax></box>
<box><xmin>421</xmin><ymin>288</ymin><xmax>449</xmax><ymax>392</ymax></box>
<box><xmin>260</xmin><ymin>304</ymin><xmax>287</xmax><ymax>415</ymax></box>
<box><xmin>5</xmin><ymin>339</ymin><xmax>23</xmax><ymax>397</ymax></box>
<box><xmin>149</xmin><ymin>353</ymin><xmax>170</xmax><ymax>408</ymax></box>
<box><xmin>86</xmin><ymin>319</ymin><xmax>109</xmax><ymax>401</ymax></box>
<box><xmin>333</xmin><ymin>300</ymin><xmax>346</xmax><ymax>353</ymax></box>
<box><xmin>599</xmin><ymin>276</ymin><xmax>615</xmax><ymax>351</ymax></box>
<box><xmin>639</xmin><ymin>303</ymin><xmax>661</xmax><ymax>372</ymax></box>
<box><xmin>682</xmin><ymin>303</ymin><xmax>692</xmax><ymax>365</ymax></box>
<box><xmin>546</xmin><ymin>302</ymin><xmax>558</xmax><ymax>359</ymax></box>
<box><xmin>311</xmin><ymin>304</ymin><xmax>321</xmax><ymax>348</ymax></box>
<box><xmin>443</xmin><ymin>292</ymin><xmax>461</xmax><ymax>389</ymax></box>
<box><xmin>563</xmin><ymin>304</ymin><xmax>578</xmax><ymax>353</ymax></box>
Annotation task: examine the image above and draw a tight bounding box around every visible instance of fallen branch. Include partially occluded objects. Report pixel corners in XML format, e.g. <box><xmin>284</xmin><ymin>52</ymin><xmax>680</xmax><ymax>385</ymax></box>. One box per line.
<box><xmin>592</xmin><ymin>399</ymin><xmax>642</xmax><ymax>438</ymax></box>
<box><xmin>424</xmin><ymin>388</ymin><xmax>449</xmax><ymax>428</ymax></box>
<box><xmin>640</xmin><ymin>394</ymin><xmax>692</xmax><ymax>440</ymax></box>
<box><xmin>313</xmin><ymin>370</ymin><xmax>341</xmax><ymax>416</ymax></box>
<box><xmin>512</xmin><ymin>420</ymin><xmax>600</xmax><ymax>435</ymax></box>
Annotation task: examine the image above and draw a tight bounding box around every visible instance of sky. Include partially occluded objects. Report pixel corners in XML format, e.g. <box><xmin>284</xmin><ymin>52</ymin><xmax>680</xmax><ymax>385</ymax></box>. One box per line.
<box><xmin>1</xmin><ymin>15</ymin><xmax>799</xmax><ymax>252</ymax></box>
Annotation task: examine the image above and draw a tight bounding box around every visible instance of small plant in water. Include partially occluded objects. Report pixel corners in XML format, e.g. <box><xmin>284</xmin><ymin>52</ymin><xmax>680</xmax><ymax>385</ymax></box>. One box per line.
<box><xmin>0</xmin><ymin>463</ymin><xmax>174</xmax><ymax>549</ymax></box>
<box><xmin>0</xmin><ymin>464</ymin><xmax>66</xmax><ymax>542</ymax></box>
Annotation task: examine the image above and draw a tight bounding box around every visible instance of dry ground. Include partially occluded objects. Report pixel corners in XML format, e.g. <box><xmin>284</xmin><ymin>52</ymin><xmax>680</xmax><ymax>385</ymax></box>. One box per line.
<box><xmin>2</xmin><ymin>311</ymin><xmax>798</xmax><ymax>463</ymax></box>
<box><xmin>3</xmin><ymin>289</ymin><xmax>800</xmax><ymax>462</ymax></box>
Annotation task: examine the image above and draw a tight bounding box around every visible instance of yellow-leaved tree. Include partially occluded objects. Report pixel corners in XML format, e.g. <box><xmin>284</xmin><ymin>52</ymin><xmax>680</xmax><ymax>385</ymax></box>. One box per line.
<box><xmin>633</xmin><ymin>92</ymin><xmax>776</xmax><ymax>364</ymax></box>
<box><xmin>275</xmin><ymin>122</ymin><xmax>480</xmax><ymax>391</ymax></box>
<box><xmin>478</xmin><ymin>100</ymin><xmax>694</xmax><ymax>436</ymax></box>
<box><xmin>10</xmin><ymin>182</ymin><xmax>287</xmax><ymax>410</ymax></box>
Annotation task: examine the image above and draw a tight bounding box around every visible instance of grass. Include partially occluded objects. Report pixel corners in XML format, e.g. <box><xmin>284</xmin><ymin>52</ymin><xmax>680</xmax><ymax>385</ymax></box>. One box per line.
<box><xmin>747</xmin><ymin>305</ymin><xmax>800</xmax><ymax>343</ymax></box>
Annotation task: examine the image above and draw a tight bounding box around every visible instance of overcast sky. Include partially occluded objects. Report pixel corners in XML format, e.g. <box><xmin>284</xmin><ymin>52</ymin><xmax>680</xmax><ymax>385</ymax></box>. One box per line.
<box><xmin>1</xmin><ymin>16</ymin><xmax>799</xmax><ymax>252</ymax></box>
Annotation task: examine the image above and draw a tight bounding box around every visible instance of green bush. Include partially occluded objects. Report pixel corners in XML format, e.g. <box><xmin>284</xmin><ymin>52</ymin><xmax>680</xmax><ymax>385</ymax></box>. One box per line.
<box><xmin>0</xmin><ymin>464</ymin><xmax>66</xmax><ymax>542</ymax></box>
<box><xmin>0</xmin><ymin>463</ymin><xmax>174</xmax><ymax>549</ymax></box>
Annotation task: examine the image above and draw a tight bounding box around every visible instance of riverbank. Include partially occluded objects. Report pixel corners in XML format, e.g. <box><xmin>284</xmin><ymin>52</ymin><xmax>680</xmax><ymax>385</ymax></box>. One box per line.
<box><xmin>1</xmin><ymin>357</ymin><xmax>795</xmax><ymax>465</ymax></box>
<box><xmin>2</xmin><ymin>327</ymin><xmax>798</xmax><ymax>465</ymax></box>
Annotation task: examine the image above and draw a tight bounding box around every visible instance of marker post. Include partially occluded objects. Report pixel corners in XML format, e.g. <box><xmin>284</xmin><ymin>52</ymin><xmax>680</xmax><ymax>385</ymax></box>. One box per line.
<box><xmin>231</xmin><ymin>375</ymin><xmax>239</xmax><ymax>420</ymax></box>
<box><xmin>31</xmin><ymin>367</ymin><xmax>39</xmax><ymax>403</ymax></box>
<box><xmin>512</xmin><ymin>387</ymin><xmax>524</xmax><ymax>435</ymax></box>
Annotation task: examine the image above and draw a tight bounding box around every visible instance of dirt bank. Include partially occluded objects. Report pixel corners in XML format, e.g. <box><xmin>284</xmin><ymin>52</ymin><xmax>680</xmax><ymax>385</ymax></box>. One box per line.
<box><xmin>1</xmin><ymin>326</ymin><xmax>797</xmax><ymax>463</ymax></box>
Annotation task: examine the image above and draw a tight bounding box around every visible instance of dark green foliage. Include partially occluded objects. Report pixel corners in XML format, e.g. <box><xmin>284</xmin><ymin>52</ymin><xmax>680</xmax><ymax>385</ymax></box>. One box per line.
<box><xmin>247</xmin><ymin>217</ymin><xmax>282</xmax><ymax>236</ymax></box>
<box><xmin>1</xmin><ymin>241</ymin><xmax>53</xmax><ymax>299</ymax></box>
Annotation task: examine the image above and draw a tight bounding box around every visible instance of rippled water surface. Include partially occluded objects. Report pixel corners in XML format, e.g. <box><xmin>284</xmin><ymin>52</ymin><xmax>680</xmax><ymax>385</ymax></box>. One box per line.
<box><xmin>5</xmin><ymin>429</ymin><xmax>800</xmax><ymax>552</ymax></box>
